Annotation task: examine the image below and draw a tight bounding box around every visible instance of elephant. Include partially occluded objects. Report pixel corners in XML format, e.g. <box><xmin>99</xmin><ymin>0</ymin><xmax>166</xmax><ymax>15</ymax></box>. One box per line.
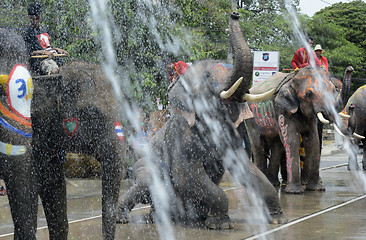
<box><xmin>31</xmin><ymin>61</ymin><xmax>124</xmax><ymax>239</ymax></box>
<box><xmin>340</xmin><ymin>84</ymin><xmax>366</xmax><ymax>170</ymax></box>
<box><xmin>115</xmin><ymin>12</ymin><xmax>287</xmax><ymax>229</ymax></box>
<box><xmin>1</xmin><ymin>27</ymin><xmax>125</xmax><ymax>239</ymax></box>
<box><xmin>247</xmin><ymin>66</ymin><xmax>353</xmax><ymax>193</ymax></box>
<box><xmin>0</xmin><ymin>28</ymin><xmax>38</xmax><ymax>239</ymax></box>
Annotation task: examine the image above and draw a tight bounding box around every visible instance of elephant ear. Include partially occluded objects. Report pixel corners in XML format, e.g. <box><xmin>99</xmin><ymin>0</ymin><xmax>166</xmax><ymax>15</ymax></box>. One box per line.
<box><xmin>274</xmin><ymin>83</ymin><xmax>299</xmax><ymax>114</ymax></box>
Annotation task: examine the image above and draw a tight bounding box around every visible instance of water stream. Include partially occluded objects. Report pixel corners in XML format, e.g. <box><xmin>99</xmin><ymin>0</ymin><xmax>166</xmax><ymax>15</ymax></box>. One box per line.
<box><xmin>285</xmin><ymin>0</ymin><xmax>366</xmax><ymax>193</ymax></box>
<box><xmin>86</xmin><ymin>1</ymin><xmax>366</xmax><ymax>239</ymax></box>
<box><xmin>87</xmin><ymin>0</ymin><xmax>273</xmax><ymax>239</ymax></box>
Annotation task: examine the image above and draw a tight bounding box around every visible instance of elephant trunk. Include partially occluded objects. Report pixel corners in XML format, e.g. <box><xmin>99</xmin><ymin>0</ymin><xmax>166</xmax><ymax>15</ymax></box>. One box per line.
<box><xmin>225</xmin><ymin>12</ymin><xmax>252</xmax><ymax>101</ymax></box>
<box><xmin>338</xmin><ymin>66</ymin><xmax>354</xmax><ymax>111</ymax></box>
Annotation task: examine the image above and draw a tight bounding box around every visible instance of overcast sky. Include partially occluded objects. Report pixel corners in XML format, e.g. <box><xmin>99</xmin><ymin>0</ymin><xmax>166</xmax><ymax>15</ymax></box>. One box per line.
<box><xmin>298</xmin><ymin>0</ymin><xmax>361</xmax><ymax>17</ymax></box>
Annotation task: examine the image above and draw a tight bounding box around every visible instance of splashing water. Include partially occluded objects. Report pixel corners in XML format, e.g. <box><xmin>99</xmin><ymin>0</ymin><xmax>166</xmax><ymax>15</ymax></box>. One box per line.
<box><xmin>88</xmin><ymin>0</ymin><xmax>176</xmax><ymax>239</ymax></box>
<box><xmin>284</xmin><ymin>0</ymin><xmax>366</xmax><ymax>193</ymax></box>
<box><xmin>87</xmin><ymin>0</ymin><xmax>277</xmax><ymax>239</ymax></box>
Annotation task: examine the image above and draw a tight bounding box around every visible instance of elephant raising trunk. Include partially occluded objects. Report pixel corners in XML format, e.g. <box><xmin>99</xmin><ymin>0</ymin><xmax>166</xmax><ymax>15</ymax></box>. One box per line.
<box><xmin>338</xmin><ymin>66</ymin><xmax>354</xmax><ymax>112</ymax></box>
<box><xmin>117</xmin><ymin>12</ymin><xmax>288</xmax><ymax>229</ymax></box>
<box><xmin>226</xmin><ymin>12</ymin><xmax>252</xmax><ymax>99</ymax></box>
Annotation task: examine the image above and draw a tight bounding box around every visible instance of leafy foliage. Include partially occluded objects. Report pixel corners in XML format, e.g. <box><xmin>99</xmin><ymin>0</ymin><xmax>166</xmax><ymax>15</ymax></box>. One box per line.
<box><xmin>1</xmin><ymin>0</ymin><xmax>363</xmax><ymax>108</ymax></box>
<box><xmin>307</xmin><ymin>0</ymin><xmax>366</xmax><ymax>89</ymax></box>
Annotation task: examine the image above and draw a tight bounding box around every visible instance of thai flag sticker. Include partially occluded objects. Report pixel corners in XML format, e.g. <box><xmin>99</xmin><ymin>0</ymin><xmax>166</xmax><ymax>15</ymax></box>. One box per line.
<box><xmin>115</xmin><ymin>122</ymin><xmax>124</xmax><ymax>141</ymax></box>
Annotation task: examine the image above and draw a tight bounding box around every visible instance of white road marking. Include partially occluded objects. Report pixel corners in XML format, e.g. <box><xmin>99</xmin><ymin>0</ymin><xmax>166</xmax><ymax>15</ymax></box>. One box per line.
<box><xmin>244</xmin><ymin>194</ymin><xmax>366</xmax><ymax>240</ymax></box>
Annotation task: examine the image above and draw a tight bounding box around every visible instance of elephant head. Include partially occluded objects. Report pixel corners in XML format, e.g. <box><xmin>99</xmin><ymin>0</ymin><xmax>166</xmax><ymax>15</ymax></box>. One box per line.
<box><xmin>0</xmin><ymin>28</ymin><xmax>28</xmax><ymax>73</ymax></box>
<box><xmin>168</xmin><ymin>12</ymin><xmax>271</xmax><ymax>126</ymax></box>
<box><xmin>271</xmin><ymin>67</ymin><xmax>352</xmax><ymax>125</ymax></box>
<box><xmin>339</xmin><ymin>84</ymin><xmax>366</xmax><ymax>140</ymax></box>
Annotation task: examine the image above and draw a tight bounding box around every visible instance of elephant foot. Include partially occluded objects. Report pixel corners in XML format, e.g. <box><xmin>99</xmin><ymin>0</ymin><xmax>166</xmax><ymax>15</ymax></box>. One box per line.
<box><xmin>205</xmin><ymin>213</ymin><xmax>233</xmax><ymax>230</ymax></box>
<box><xmin>301</xmin><ymin>177</ymin><xmax>308</xmax><ymax>186</ymax></box>
<box><xmin>306</xmin><ymin>179</ymin><xmax>325</xmax><ymax>191</ymax></box>
<box><xmin>284</xmin><ymin>182</ymin><xmax>304</xmax><ymax>194</ymax></box>
<box><xmin>271</xmin><ymin>181</ymin><xmax>281</xmax><ymax>187</ymax></box>
<box><xmin>269</xmin><ymin>209</ymin><xmax>288</xmax><ymax>224</ymax></box>
<box><xmin>306</xmin><ymin>182</ymin><xmax>325</xmax><ymax>191</ymax></box>
<box><xmin>116</xmin><ymin>208</ymin><xmax>129</xmax><ymax>224</ymax></box>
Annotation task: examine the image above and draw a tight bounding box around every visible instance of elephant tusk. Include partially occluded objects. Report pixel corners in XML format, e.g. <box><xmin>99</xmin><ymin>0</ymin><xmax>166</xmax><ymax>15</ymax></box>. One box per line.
<box><xmin>353</xmin><ymin>132</ymin><xmax>366</xmax><ymax>140</ymax></box>
<box><xmin>339</xmin><ymin>112</ymin><xmax>350</xmax><ymax>119</ymax></box>
<box><xmin>333</xmin><ymin>124</ymin><xmax>346</xmax><ymax>138</ymax></box>
<box><xmin>242</xmin><ymin>88</ymin><xmax>275</xmax><ymax>102</ymax></box>
<box><xmin>220</xmin><ymin>77</ymin><xmax>243</xmax><ymax>99</ymax></box>
<box><xmin>317</xmin><ymin>112</ymin><xmax>329</xmax><ymax>124</ymax></box>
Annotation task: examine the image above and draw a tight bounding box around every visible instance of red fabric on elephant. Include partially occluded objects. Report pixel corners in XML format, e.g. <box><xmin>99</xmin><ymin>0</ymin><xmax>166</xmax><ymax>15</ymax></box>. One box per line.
<box><xmin>168</xmin><ymin>61</ymin><xmax>189</xmax><ymax>83</ymax></box>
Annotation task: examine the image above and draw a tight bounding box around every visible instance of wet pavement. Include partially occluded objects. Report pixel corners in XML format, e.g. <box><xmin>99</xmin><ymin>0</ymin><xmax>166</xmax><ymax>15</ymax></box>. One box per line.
<box><xmin>1</xmin><ymin>142</ymin><xmax>366</xmax><ymax>239</ymax></box>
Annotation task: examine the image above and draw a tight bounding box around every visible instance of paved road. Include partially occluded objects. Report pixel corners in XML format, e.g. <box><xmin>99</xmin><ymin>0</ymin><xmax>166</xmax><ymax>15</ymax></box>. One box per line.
<box><xmin>0</xmin><ymin>143</ymin><xmax>366</xmax><ymax>239</ymax></box>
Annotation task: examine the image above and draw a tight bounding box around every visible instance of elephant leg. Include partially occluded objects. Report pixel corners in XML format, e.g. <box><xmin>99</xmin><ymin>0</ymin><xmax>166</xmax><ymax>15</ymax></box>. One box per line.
<box><xmin>277</xmin><ymin>115</ymin><xmax>303</xmax><ymax>193</ymax></box>
<box><xmin>194</xmin><ymin>175</ymin><xmax>232</xmax><ymax>230</ymax></box>
<box><xmin>100</xmin><ymin>150</ymin><xmax>123</xmax><ymax>240</ymax></box>
<box><xmin>245</xmin><ymin>118</ymin><xmax>266</xmax><ymax>168</ymax></box>
<box><xmin>251</xmin><ymin>136</ymin><xmax>268</xmax><ymax>173</ymax></box>
<box><xmin>32</xmin><ymin>75</ymin><xmax>68</xmax><ymax>239</ymax></box>
<box><xmin>302</xmin><ymin>128</ymin><xmax>325</xmax><ymax>191</ymax></box>
<box><xmin>237</xmin><ymin>121</ymin><xmax>252</xmax><ymax>157</ymax></box>
<box><xmin>266</xmin><ymin>139</ymin><xmax>284</xmax><ymax>186</ymax></box>
<box><xmin>279</xmin><ymin>153</ymin><xmax>287</xmax><ymax>183</ymax></box>
<box><xmin>33</xmin><ymin>141</ymin><xmax>68</xmax><ymax>240</ymax></box>
<box><xmin>175</xmin><ymin>160</ymin><xmax>232</xmax><ymax>230</ymax></box>
<box><xmin>116</xmin><ymin>158</ymin><xmax>151</xmax><ymax>224</ymax></box>
<box><xmin>226</xmin><ymin>149</ymin><xmax>287</xmax><ymax>224</ymax></box>
<box><xmin>2</xmin><ymin>153</ymin><xmax>38</xmax><ymax>240</ymax></box>
<box><xmin>300</xmin><ymin>134</ymin><xmax>308</xmax><ymax>185</ymax></box>
<box><xmin>301</xmin><ymin>121</ymin><xmax>323</xmax><ymax>185</ymax></box>
<box><xmin>116</xmin><ymin>183</ymin><xmax>151</xmax><ymax>223</ymax></box>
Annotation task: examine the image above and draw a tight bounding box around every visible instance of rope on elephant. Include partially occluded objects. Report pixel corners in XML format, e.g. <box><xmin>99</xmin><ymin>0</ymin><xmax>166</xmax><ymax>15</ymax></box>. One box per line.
<box><xmin>274</xmin><ymin>71</ymin><xmax>297</xmax><ymax>95</ymax></box>
<box><xmin>166</xmin><ymin>75</ymin><xmax>182</xmax><ymax>96</ymax></box>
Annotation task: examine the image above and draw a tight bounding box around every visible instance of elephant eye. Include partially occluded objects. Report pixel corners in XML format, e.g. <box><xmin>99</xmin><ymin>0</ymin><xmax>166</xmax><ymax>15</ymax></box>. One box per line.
<box><xmin>305</xmin><ymin>90</ymin><xmax>314</xmax><ymax>99</ymax></box>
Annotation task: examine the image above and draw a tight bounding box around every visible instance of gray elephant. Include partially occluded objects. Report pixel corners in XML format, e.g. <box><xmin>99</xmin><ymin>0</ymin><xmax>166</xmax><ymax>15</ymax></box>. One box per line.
<box><xmin>31</xmin><ymin>61</ymin><xmax>124</xmax><ymax>239</ymax></box>
<box><xmin>247</xmin><ymin>66</ymin><xmax>353</xmax><ymax>193</ymax></box>
<box><xmin>340</xmin><ymin>84</ymin><xmax>366</xmax><ymax>170</ymax></box>
<box><xmin>115</xmin><ymin>12</ymin><xmax>287</xmax><ymax>229</ymax></box>
<box><xmin>0</xmin><ymin>28</ymin><xmax>38</xmax><ymax>239</ymax></box>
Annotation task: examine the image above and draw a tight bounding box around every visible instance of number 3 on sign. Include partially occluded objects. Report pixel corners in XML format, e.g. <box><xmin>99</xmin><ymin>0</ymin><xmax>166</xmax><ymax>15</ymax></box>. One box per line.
<box><xmin>7</xmin><ymin>65</ymin><xmax>33</xmax><ymax>120</ymax></box>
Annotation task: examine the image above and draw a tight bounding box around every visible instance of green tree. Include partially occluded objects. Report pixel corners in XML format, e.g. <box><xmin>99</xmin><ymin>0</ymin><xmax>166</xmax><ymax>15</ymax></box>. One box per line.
<box><xmin>0</xmin><ymin>0</ymin><xmax>312</xmax><ymax>110</ymax></box>
<box><xmin>307</xmin><ymin>0</ymin><xmax>366</xmax><ymax>86</ymax></box>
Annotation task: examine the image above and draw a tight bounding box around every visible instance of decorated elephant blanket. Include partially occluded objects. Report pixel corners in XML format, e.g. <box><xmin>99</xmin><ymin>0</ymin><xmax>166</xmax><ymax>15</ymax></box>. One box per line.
<box><xmin>250</xmin><ymin>72</ymin><xmax>294</xmax><ymax>94</ymax></box>
<box><xmin>0</xmin><ymin>65</ymin><xmax>32</xmax><ymax>155</ymax></box>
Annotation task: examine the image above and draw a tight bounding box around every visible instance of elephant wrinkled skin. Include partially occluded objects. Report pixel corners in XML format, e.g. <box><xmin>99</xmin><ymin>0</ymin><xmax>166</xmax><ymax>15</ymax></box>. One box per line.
<box><xmin>115</xmin><ymin>12</ymin><xmax>287</xmax><ymax>228</ymax></box>
<box><xmin>248</xmin><ymin>66</ymin><xmax>353</xmax><ymax>193</ymax></box>
<box><xmin>31</xmin><ymin>62</ymin><xmax>124</xmax><ymax>240</ymax></box>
